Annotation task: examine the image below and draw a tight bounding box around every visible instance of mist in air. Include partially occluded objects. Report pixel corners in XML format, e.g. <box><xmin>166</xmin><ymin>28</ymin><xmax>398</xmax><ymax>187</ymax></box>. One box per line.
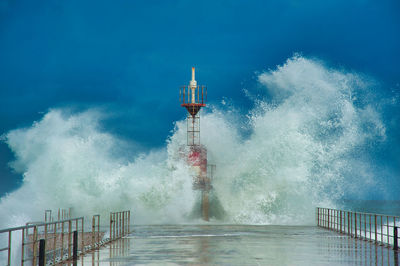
<box><xmin>0</xmin><ymin>56</ymin><xmax>394</xmax><ymax>228</ymax></box>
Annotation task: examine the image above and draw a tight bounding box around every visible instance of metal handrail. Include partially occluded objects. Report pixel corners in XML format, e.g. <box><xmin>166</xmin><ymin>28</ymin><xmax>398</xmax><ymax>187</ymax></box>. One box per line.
<box><xmin>109</xmin><ymin>210</ymin><xmax>131</xmax><ymax>241</ymax></box>
<box><xmin>1</xmin><ymin>210</ymin><xmax>131</xmax><ymax>265</ymax></box>
<box><xmin>316</xmin><ymin>207</ymin><xmax>399</xmax><ymax>250</ymax></box>
<box><xmin>1</xmin><ymin>216</ymin><xmax>91</xmax><ymax>265</ymax></box>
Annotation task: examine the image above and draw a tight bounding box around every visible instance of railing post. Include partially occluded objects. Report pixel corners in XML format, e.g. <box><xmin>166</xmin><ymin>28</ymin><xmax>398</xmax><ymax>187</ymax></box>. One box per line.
<box><xmin>119</xmin><ymin>212</ymin><xmax>121</xmax><ymax>238</ymax></box>
<box><xmin>92</xmin><ymin>216</ymin><xmax>95</xmax><ymax>248</ymax></box>
<box><xmin>113</xmin><ymin>212</ymin><xmax>115</xmax><ymax>240</ymax></box>
<box><xmin>364</xmin><ymin>213</ymin><xmax>366</xmax><ymax>239</ymax></box>
<box><xmin>68</xmin><ymin>220</ymin><xmax>72</xmax><ymax>258</ymax></box>
<box><xmin>351</xmin><ymin>212</ymin><xmax>353</xmax><ymax>237</ymax></box>
<box><xmin>387</xmin><ymin>216</ymin><xmax>390</xmax><ymax>244</ymax></box>
<box><xmin>322</xmin><ymin>208</ymin><xmax>324</xmax><ymax>227</ymax></box>
<box><xmin>369</xmin><ymin>215</ymin><xmax>371</xmax><ymax>240</ymax></box>
<box><xmin>325</xmin><ymin>209</ymin><xmax>327</xmax><ymax>228</ymax></box>
<box><xmin>374</xmin><ymin>214</ymin><xmax>377</xmax><ymax>244</ymax></box>
<box><xmin>328</xmin><ymin>209</ymin><xmax>330</xmax><ymax>229</ymax></box>
<box><xmin>98</xmin><ymin>215</ymin><xmax>100</xmax><ymax>244</ymax></box>
<box><xmin>73</xmin><ymin>230</ymin><xmax>78</xmax><ymax>261</ymax></box>
<box><xmin>81</xmin><ymin>218</ymin><xmax>85</xmax><ymax>254</ymax></box>
<box><xmin>355</xmin><ymin>212</ymin><xmax>357</xmax><ymax>238</ymax></box>
<box><xmin>340</xmin><ymin>211</ymin><xmax>342</xmax><ymax>233</ymax></box>
<box><xmin>32</xmin><ymin>226</ymin><xmax>38</xmax><ymax>266</ymax></box>
<box><xmin>7</xmin><ymin>231</ymin><xmax>12</xmax><ymax>266</ymax></box>
<box><xmin>38</xmin><ymin>239</ymin><xmax>46</xmax><ymax>266</ymax></box>
<box><xmin>394</xmin><ymin>226</ymin><xmax>398</xmax><ymax>251</ymax></box>
<box><xmin>335</xmin><ymin>210</ymin><xmax>337</xmax><ymax>231</ymax></box>
<box><xmin>381</xmin><ymin>216</ymin><xmax>384</xmax><ymax>243</ymax></box>
<box><xmin>53</xmin><ymin>221</ymin><xmax>57</xmax><ymax>265</ymax></box>
<box><xmin>61</xmin><ymin>221</ymin><xmax>65</xmax><ymax>259</ymax></box>
<box><xmin>21</xmin><ymin>228</ymin><xmax>25</xmax><ymax>266</ymax></box>
<box><xmin>347</xmin><ymin>211</ymin><xmax>350</xmax><ymax>234</ymax></box>
<box><xmin>122</xmin><ymin>211</ymin><xmax>125</xmax><ymax>236</ymax></box>
<box><xmin>317</xmin><ymin>207</ymin><xmax>319</xmax><ymax>226</ymax></box>
<box><xmin>110</xmin><ymin>213</ymin><xmax>112</xmax><ymax>241</ymax></box>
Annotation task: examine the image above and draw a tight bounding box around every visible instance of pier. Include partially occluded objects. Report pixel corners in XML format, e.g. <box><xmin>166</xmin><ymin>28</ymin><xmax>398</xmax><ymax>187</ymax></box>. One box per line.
<box><xmin>76</xmin><ymin>224</ymin><xmax>399</xmax><ymax>265</ymax></box>
<box><xmin>1</xmin><ymin>208</ymin><xmax>400</xmax><ymax>265</ymax></box>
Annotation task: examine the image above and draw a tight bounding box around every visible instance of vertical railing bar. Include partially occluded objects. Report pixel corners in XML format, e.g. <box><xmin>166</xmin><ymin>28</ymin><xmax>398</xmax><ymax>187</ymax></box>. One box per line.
<box><xmin>44</xmin><ymin>221</ymin><xmax>48</xmax><ymax>262</ymax></box>
<box><xmin>355</xmin><ymin>212</ymin><xmax>357</xmax><ymax>238</ymax></box>
<box><xmin>110</xmin><ymin>213</ymin><xmax>112</xmax><ymax>241</ymax></box>
<box><xmin>21</xmin><ymin>228</ymin><xmax>25</xmax><ymax>266</ymax></box>
<box><xmin>61</xmin><ymin>221</ymin><xmax>64</xmax><ymax>260</ymax></box>
<box><xmin>82</xmin><ymin>218</ymin><xmax>85</xmax><ymax>254</ymax></box>
<box><xmin>32</xmin><ymin>226</ymin><xmax>38</xmax><ymax>266</ymax></box>
<box><xmin>334</xmin><ymin>209</ymin><xmax>336</xmax><ymax>230</ymax></box>
<box><xmin>7</xmin><ymin>231</ymin><xmax>12</xmax><ymax>266</ymax></box>
<box><xmin>97</xmin><ymin>216</ymin><xmax>99</xmax><ymax>245</ymax></box>
<box><xmin>337</xmin><ymin>209</ymin><xmax>338</xmax><ymax>231</ymax></box>
<box><xmin>92</xmin><ymin>216</ymin><xmax>95</xmax><ymax>249</ymax></box>
<box><xmin>53</xmin><ymin>220</ymin><xmax>57</xmax><ymax>265</ymax></box>
<box><xmin>122</xmin><ymin>212</ymin><xmax>125</xmax><ymax>236</ymax></box>
<box><xmin>350</xmin><ymin>212</ymin><xmax>353</xmax><ymax>237</ymax></box>
<box><xmin>337</xmin><ymin>210</ymin><xmax>339</xmax><ymax>231</ymax></box>
<box><xmin>394</xmin><ymin>217</ymin><xmax>397</xmax><ymax>247</ymax></box>
<box><xmin>375</xmin><ymin>214</ymin><xmax>377</xmax><ymax>244</ymax></box>
<box><xmin>68</xmin><ymin>220</ymin><xmax>72</xmax><ymax>259</ymax></box>
<box><xmin>113</xmin><ymin>212</ymin><xmax>117</xmax><ymax>239</ymax></box>
<box><xmin>364</xmin><ymin>213</ymin><xmax>366</xmax><ymax>239</ymax></box>
<box><xmin>381</xmin><ymin>216</ymin><xmax>384</xmax><ymax>244</ymax></box>
<box><xmin>369</xmin><ymin>214</ymin><xmax>371</xmax><ymax>241</ymax></box>
<box><xmin>387</xmin><ymin>216</ymin><xmax>389</xmax><ymax>245</ymax></box>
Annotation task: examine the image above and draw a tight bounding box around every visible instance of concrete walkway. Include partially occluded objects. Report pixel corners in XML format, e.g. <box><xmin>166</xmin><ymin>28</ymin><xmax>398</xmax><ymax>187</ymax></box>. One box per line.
<box><xmin>68</xmin><ymin>225</ymin><xmax>398</xmax><ymax>265</ymax></box>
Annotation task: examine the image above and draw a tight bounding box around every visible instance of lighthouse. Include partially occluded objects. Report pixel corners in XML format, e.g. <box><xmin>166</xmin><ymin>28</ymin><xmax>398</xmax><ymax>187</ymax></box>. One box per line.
<box><xmin>180</xmin><ymin>67</ymin><xmax>212</xmax><ymax>221</ymax></box>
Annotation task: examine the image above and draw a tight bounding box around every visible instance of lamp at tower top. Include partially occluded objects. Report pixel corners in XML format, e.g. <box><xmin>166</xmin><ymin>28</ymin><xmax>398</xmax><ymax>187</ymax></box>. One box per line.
<box><xmin>180</xmin><ymin>67</ymin><xmax>207</xmax><ymax>117</ymax></box>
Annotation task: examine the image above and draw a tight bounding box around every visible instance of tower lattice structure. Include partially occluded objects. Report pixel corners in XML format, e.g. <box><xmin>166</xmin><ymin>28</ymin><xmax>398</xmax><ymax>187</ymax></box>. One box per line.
<box><xmin>180</xmin><ymin>67</ymin><xmax>212</xmax><ymax>220</ymax></box>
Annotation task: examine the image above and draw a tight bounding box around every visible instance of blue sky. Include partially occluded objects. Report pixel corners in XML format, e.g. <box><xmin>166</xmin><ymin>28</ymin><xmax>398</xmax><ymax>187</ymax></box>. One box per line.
<box><xmin>0</xmin><ymin>0</ymin><xmax>399</xmax><ymax>196</ymax></box>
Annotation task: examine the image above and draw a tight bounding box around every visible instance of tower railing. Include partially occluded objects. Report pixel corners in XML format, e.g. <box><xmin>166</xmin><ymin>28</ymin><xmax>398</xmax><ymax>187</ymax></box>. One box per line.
<box><xmin>180</xmin><ymin>85</ymin><xmax>207</xmax><ymax>105</ymax></box>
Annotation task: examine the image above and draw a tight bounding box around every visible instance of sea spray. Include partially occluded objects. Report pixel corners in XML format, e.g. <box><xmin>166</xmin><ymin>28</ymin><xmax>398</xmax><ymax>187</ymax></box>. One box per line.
<box><xmin>206</xmin><ymin>56</ymin><xmax>385</xmax><ymax>224</ymax></box>
<box><xmin>0</xmin><ymin>110</ymin><xmax>196</xmax><ymax>227</ymax></box>
<box><xmin>0</xmin><ymin>56</ymin><xmax>386</xmax><ymax>229</ymax></box>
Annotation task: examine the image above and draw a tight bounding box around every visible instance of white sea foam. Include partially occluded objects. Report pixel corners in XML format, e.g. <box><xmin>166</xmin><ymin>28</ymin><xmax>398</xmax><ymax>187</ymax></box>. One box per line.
<box><xmin>0</xmin><ymin>56</ymin><xmax>385</xmax><ymax>229</ymax></box>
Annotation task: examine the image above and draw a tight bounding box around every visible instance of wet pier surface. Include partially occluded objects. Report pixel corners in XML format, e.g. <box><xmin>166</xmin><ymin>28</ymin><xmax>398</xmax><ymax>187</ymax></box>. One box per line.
<box><xmin>73</xmin><ymin>225</ymin><xmax>399</xmax><ymax>265</ymax></box>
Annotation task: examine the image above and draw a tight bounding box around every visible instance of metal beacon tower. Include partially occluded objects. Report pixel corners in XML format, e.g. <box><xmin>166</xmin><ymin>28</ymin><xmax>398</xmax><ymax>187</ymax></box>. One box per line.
<box><xmin>180</xmin><ymin>67</ymin><xmax>214</xmax><ymax>221</ymax></box>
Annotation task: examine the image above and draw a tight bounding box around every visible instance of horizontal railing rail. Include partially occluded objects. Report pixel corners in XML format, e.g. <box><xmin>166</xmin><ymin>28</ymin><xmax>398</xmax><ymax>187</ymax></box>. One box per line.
<box><xmin>316</xmin><ymin>207</ymin><xmax>399</xmax><ymax>250</ymax></box>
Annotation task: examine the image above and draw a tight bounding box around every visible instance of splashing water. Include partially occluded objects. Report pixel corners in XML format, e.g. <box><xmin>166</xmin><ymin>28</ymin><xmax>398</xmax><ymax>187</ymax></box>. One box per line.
<box><xmin>0</xmin><ymin>56</ymin><xmax>386</xmax><ymax>228</ymax></box>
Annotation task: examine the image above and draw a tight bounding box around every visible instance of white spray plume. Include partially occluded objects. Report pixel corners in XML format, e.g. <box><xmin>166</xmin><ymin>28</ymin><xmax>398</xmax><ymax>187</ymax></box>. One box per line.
<box><xmin>0</xmin><ymin>56</ymin><xmax>385</xmax><ymax>228</ymax></box>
